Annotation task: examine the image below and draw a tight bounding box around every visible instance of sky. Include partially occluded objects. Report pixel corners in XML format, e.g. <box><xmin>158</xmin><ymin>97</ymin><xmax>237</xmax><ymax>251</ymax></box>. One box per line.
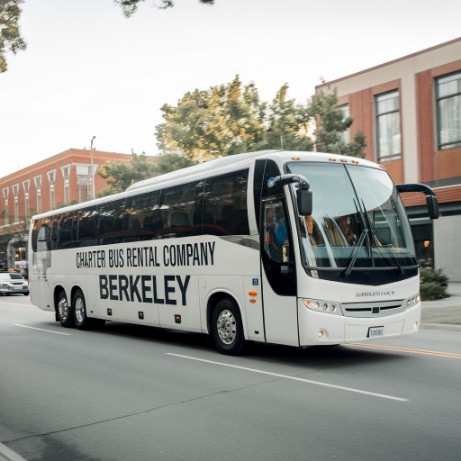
<box><xmin>1</xmin><ymin>0</ymin><xmax>460</xmax><ymax>177</ymax></box>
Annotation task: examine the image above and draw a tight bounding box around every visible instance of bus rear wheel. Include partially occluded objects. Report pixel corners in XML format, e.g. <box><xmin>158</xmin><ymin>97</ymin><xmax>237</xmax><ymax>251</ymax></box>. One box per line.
<box><xmin>57</xmin><ymin>290</ymin><xmax>74</xmax><ymax>328</ymax></box>
<box><xmin>211</xmin><ymin>298</ymin><xmax>247</xmax><ymax>355</ymax></box>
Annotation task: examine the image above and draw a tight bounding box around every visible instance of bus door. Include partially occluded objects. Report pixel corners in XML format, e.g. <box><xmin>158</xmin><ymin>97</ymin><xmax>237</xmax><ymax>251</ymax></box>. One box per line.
<box><xmin>260</xmin><ymin>195</ymin><xmax>299</xmax><ymax>347</ymax></box>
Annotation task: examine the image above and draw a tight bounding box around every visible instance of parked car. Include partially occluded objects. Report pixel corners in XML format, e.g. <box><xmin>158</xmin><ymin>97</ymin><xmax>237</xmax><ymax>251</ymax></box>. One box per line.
<box><xmin>0</xmin><ymin>272</ymin><xmax>29</xmax><ymax>296</ymax></box>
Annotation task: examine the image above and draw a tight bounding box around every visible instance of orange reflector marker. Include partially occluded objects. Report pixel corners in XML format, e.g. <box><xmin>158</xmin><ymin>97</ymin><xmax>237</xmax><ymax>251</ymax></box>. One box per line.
<box><xmin>292</xmin><ymin>157</ymin><xmax>301</xmax><ymax>160</ymax></box>
<box><xmin>249</xmin><ymin>291</ymin><xmax>258</xmax><ymax>296</ymax></box>
<box><xmin>328</xmin><ymin>158</ymin><xmax>337</xmax><ymax>162</ymax></box>
<box><xmin>249</xmin><ymin>299</ymin><xmax>257</xmax><ymax>304</ymax></box>
<box><xmin>340</xmin><ymin>158</ymin><xmax>347</xmax><ymax>163</ymax></box>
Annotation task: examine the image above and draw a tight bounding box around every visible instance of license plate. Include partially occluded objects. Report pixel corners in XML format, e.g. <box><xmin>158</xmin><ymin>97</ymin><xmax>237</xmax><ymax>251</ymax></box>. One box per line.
<box><xmin>368</xmin><ymin>326</ymin><xmax>384</xmax><ymax>337</ymax></box>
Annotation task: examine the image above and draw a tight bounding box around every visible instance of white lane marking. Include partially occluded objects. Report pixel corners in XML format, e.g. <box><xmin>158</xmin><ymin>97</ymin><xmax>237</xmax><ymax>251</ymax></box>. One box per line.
<box><xmin>167</xmin><ymin>353</ymin><xmax>408</xmax><ymax>402</ymax></box>
<box><xmin>14</xmin><ymin>324</ymin><xmax>72</xmax><ymax>336</ymax></box>
<box><xmin>0</xmin><ymin>442</ymin><xmax>27</xmax><ymax>461</ymax></box>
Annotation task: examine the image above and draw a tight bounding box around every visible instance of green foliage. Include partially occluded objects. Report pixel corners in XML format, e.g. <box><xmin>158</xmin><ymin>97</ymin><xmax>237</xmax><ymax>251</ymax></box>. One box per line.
<box><xmin>0</xmin><ymin>0</ymin><xmax>27</xmax><ymax>72</ymax></box>
<box><xmin>309</xmin><ymin>89</ymin><xmax>366</xmax><ymax>158</ymax></box>
<box><xmin>97</xmin><ymin>152</ymin><xmax>197</xmax><ymax>196</ymax></box>
<box><xmin>156</xmin><ymin>76</ymin><xmax>315</xmax><ymax>158</ymax></box>
<box><xmin>156</xmin><ymin>78</ymin><xmax>367</xmax><ymax>161</ymax></box>
<box><xmin>115</xmin><ymin>0</ymin><xmax>213</xmax><ymax>17</ymax></box>
<box><xmin>254</xmin><ymin>84</ymin><xmax>313</xmax><ymax>152</ymax></box>
<box><xmin>156</xmin><ymin>76</ymin><xmax>267</xmax><ymax>160</ymax></box>
<box><xmin>152</xmin><ymin>153</ymin><xmax>197</xmax><ymax>175</ymax></box>
<box><xmin>97</xmin><ymin>153</ymin><xmax>157</xmax><ymax>195</ymax></box>
<box><xmin>420</xmin><ymin>267</ymin><xmax>449</xmax><ymax>300</ymax></box>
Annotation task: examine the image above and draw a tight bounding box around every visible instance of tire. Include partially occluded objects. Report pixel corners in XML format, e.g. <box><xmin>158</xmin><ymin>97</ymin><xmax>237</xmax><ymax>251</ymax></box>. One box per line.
<box><xmin>72</xmin><ymin>289</ymin><xmax>104</xmax><ymax>330</ymax></box>
<box><xmin>211</xmin><ymin>298</ymin><xmax>247</xmax><ymax>355</ymax></box>
<box><xmin>72</xmin><ymin>289</ymin><xmax>91</xmax><ymax>330</ymax></box>
<box><xmin>57</xmin><ymin>290</ymin><xmax>74</xmax><ymax>328</ymax></box>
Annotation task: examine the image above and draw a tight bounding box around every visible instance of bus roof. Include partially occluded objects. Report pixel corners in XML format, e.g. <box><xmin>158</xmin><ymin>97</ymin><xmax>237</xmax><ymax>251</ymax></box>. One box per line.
<box><xmin>30</xmin><ymin>150</ymin><xmax>379</xmax><ymax>220</ymax></box>
<box><xmin>126</xmin><ymin>149</ymin><xmax>379</xmax><ymax>193</ymax></box>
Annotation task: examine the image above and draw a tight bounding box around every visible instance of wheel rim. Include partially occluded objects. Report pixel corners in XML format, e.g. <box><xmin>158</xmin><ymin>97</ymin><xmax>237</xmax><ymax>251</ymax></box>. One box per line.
<box><xmin>58</xmin><ymin>297</ymin><xmax>69</xmax><ymax>322</ymax></box>
<box><xmin>216</xmin><ymin>309</ymin><xmax>236</xmax><ymax>345</ymax></box>
<box><xmin>75</xmin><ymin>297</ymin><xmax>85</xmax><ymax>324</ymax></box>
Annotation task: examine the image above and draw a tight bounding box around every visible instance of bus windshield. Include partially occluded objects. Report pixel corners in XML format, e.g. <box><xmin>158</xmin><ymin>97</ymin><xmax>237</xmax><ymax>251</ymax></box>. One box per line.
<box><xmin>286</xmin><ymin>162</ymin><xmax>417</xmax><ymax>283</ymax></box>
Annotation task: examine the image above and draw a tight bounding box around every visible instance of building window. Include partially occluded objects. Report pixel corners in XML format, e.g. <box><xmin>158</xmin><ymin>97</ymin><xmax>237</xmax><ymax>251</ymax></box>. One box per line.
<box><xmin>375</xmin><ymin>91</ymin><xmax>401</xmax><ymax>161</ymax></box>
<box><xmin>62</xmin><ymin>166</ymin><xmax>70</xmax><ymax>205</ymax></box>
<box><xmin>34</xmin><ymin>176</ymin><xmax>42</xmax><ymax>214</ymax></box>
<box><xmin>2</xmin><ymin>188</ymin><xmax>9</xmax><ymax>225</ymax></box>
<box><xmin>23</xmin><ymin>180</ymin><xmax>30</xmax><ymax>222</ymax></box>
<box><xmin>76</xmin><ymin>164</ymin><xmax>91</xmax><ymax>203</ymax></box>
<box><xmin>12</xmin><ymin>184</ymin><xmax>19</xmax><ymax>223</ymax></box>
<box><xmin>338</xmin><ymin>104</ymin><xmax>350</xmax><ymax>144</ymax></box>
<box><xmin>48</xmin><ymin>170</ymin><xmax>56</xmax><ymax>210</ymax></box>
<box><xmin>436</xmin><ymin>71</ymin><xmax>461</xmax><ymax>150</ymax></box>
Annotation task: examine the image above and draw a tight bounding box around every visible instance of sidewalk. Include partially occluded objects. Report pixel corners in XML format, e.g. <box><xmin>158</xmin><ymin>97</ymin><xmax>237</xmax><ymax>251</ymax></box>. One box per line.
<box><xmin>421</xmin><ymin>282</ymin><xmax>461</xmax><ymax>330</ymax></box>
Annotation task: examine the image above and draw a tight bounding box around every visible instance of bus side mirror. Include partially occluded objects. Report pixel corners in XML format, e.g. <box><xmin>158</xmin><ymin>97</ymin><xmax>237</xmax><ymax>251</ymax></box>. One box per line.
<box><xmin>426</xmin><ymin>195</ymin><xmax>439</xmax><ymax>219</ymax></box>
<box><xmin>297</xmin><ymin>189</ymin><xmax>312</xmax><ymax>216</ymax></box>
<box><xmin>396</xmin><ymin>183</ymin><xmax>439</xmax><ymax>220</ymax></box>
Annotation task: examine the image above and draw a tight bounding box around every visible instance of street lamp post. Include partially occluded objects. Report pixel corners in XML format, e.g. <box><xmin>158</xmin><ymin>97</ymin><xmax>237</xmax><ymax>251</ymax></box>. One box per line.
<box><xmin>90</xmin><ymin>136</ymin><xmax>96</xmax><ymax>200</ymax></box>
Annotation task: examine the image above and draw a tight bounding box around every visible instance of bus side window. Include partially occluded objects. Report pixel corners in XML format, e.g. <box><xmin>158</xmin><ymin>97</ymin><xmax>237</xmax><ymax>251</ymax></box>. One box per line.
<box><xmin>76</xmin><ymin>207</ymin><xmax>99</xmax><ymax>247</ymax></box>
<box><xmin>206</xmin><ymin>169</ymin><xmax>249</xmax><ymax>236</ymax></box>
<box><xmin>126</xmin><ymin>190</ymin><xmax>160</xmax><ymax>241</ymax></box>
<box><xmin>34</xmin><ymin>220</ymin><xmax>50</xmax><ymax>252</ymax></box>
<box><xmin>158</xmin><ymin>181</ymin><xmax>200</xmax><ymax>238</ymax></box>
<box><xmin>57</xmin><ymin>212</ymin><xmax>75</xmax><ymax>249</ymax></box>
<box><xmin>96</xmin><ymin>199</ymin><xmax>126</xmax><ymax>245</ymax></box>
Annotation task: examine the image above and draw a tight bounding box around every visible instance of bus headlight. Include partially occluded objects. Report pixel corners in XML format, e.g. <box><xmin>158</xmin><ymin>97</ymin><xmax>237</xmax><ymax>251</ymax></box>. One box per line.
<box><xmin>405</xmin><ymin>294</ymin><xmax>420</xmax><ymax>308</ymax></box>
<box><xmin>303</xmin><ymin>298</ymin><xmax>342</xmax><ymax>315</ymax></box>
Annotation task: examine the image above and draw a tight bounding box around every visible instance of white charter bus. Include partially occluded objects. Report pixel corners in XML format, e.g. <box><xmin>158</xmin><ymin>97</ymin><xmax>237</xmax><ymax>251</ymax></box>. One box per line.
<box><xmin>28</xmin><ymin>150</ymin><xmax>439</xmax><ymax>354</ymax></box>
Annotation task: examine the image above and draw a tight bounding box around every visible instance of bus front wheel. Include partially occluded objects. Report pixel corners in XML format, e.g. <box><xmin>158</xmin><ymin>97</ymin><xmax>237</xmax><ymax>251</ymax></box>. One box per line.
<box><xmin>57</xmin><ymin>290</ymin><xmax>74</xmax><ymax>328</ymax></box>
<box><xmin>211</xmin><ymin>298</ymin><xmax>247</xmax><ymax>355</ymax></box>
<box><xmin>73</xmin><ymin>290</ymin><xmax>88</xmax><ymax>329</ymax></box>
<box><xmin>72</xmin><ymin>289</ymin><xmax>104</xmax><ymax>330</ymax></box>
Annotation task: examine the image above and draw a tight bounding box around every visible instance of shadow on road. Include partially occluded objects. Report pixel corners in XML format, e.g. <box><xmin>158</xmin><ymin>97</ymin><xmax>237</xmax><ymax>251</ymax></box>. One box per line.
<box><xmin>64</xmin><ymin>320</ymin><xmax>411</xmax><ymax>370</ymax></box>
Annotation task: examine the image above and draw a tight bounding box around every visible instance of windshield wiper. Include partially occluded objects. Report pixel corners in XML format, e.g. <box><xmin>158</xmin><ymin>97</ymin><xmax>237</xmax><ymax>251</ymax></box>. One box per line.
<box><xmin>341</xmin><ymin>198</ymin><xmax>371</xmax><ymax>278</ymax></box>
<box><xmin>360</xmin><ymin>199</ymin><xmax>404</xmax><ymax>275</ymax></box>
<box><xmin>342</xmin><ymin>228</ymin><xmax>369</xmax><ymax>278</ymax></box>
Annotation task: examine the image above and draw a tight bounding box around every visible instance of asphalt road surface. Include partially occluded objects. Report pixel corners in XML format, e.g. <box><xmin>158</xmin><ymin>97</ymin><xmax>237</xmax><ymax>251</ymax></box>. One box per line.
<box><xmin>1</xmin><ymin>295</ymin><xmax>460</xmax><ymax>461</ymax></box>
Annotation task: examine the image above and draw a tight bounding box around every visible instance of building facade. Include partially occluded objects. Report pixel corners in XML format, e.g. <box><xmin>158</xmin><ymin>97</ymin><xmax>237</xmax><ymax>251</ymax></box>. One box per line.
<box><xmin>0</xmin><ymin>148</ymin><xmax>132</xmax><ymax>271</ymax></box>
<box><xmin>316</xmin><ymin>37</ymin><xmax>461</xmax><ymax>281</ymax></box>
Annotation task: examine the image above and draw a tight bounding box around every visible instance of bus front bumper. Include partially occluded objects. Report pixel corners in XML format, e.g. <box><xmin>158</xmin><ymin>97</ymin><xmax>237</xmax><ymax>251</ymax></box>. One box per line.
<box><xmin>298</xmin><ymin>302</ymin><xmax>421</xmax><ymax>346</ymax></box>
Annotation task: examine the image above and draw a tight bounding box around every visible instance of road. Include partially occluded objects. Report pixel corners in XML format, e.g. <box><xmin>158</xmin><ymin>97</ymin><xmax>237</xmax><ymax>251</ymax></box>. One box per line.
<box><xmin>1</xmin><ymin>295</ymin><xmax>461</xmax><ymax>461</ymax></box>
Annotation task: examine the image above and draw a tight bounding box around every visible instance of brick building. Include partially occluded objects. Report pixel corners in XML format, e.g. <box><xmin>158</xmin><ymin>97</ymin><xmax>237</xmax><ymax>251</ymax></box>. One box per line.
<box><xmin>0</xmin><ymin>148</ymin><xmax>132</xmax><ymax>271</ymax></box>
<box><xmin>316</xmin><ymin>37</ymin><xmax>461</xmax><ymax>281</ymax></box>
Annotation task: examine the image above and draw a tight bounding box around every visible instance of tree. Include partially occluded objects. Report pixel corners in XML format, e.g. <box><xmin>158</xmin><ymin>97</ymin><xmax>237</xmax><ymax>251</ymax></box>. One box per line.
<box><xmin>156</xmin><ymin>76</ymin><xmax>266</xmax><ymax>160</ymax></box>
<box><xmin>97</xmin><ymin>152</ymin><xmax>196</xmax><ymax>195</ymax></box>
<box><xmin>254</xmin><ymin>84</ymin><xmax>313</xmax><ymax>152</ymax></box>
<box><xmin>309</xmin><ymin>89</ymin><xmax>366</xmax><ymax>158</ymax></box>
<box><xmin>152</xmin><ymin>153</ymin><xmax>197</xmax><ymax>175</ymax></box>
<box><xmin>97</xmin><ymin>153</ymin><xmax>157</xmax><ymax>195</ymax></box>
<box><xmin>0</xmin><ymin>0</ymin><xmax>26</xmax><ymax>73</ymax></box>
<box><xmin>156</xmin><ymin>78</ymin><xmax>328</xmax><ymax>158</ymax></box>
<box><xmin>115</xmin><ymin>0</ymin><xmax>214</xmax><ymax>17</ymax></box>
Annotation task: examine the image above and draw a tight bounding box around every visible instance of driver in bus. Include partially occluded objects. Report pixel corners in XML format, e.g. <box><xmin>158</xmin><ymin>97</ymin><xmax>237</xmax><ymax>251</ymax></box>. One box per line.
<box><xmin>337</xmin><ymin>215</ymin><xmax>357</xmax><ymax>245</ymax></box>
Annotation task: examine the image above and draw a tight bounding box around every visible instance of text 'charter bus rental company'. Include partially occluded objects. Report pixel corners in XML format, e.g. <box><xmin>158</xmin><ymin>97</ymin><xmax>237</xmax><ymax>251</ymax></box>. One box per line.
<box><xmin>28</xmin><ymin>150</ymin><xmax>439</xmax><ymax>355</ymax></box>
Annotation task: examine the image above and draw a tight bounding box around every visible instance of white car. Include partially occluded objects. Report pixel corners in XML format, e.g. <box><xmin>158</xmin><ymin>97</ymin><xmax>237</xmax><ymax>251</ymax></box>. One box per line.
<box><xmin>0</xmin><ymin>272</ymin><xmax>29</xmax><ymax>296</ymax></box>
